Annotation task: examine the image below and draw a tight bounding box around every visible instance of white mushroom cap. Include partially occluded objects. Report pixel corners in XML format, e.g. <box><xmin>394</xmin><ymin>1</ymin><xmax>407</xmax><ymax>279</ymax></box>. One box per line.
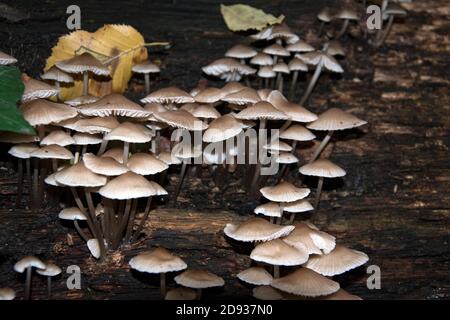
<box><xmin>237</xmin><ymin>267</ymin><xmax>273</xmax><ymax>286</ymax></box>
<box><xmin>299</xmin><ymin>159</ymin><xmax>346</xmax><ymax>178</ymax></box>
<box><xmin>58</xmin><ymin>207</ymin><xmax>87</xmax><ymax>221</ymax></box>
<box><xmin>282</xmin><ymin>199</ymin><xmax>314</xmax><ymax>213</ymax></box>
<box><xmin>56</xmin><ymin>52</ymin><xmax>110</xmax><ymax>76</ymax></box>
<box><xmin>253</xmin><ymin>285</ymin><xmax>283</xmax><ymax>300</ymax></box>
<box><xmin>129</xmin><ymin>247</ymin><xmax>187</xmax><ymax>274</ymax></box>
<box><xmin>250</xmin><ymin>239</ymin><xmax>309</xmax><ymax>266</ymax></box>
<box><xmin>225</xmin><ymin>44</ymin><xmax>257</xmax><ymax>59</ymax></box>
<box><xmin>224</xmin><ymin>217</ymin><xmax>295</xmax><ymax>242</ymax></box>
<box><xmin>14</xmin><ymin>256</ymin><xmax>46</xmax><ymax>273</ymax></box>
<box><xmin>127</xmin><ymin>153</ymin><xmax>169</xmax><ymax>175</ymax></box>
<box><xmin>132</xmin><ymin>61</ymin><xmax>160</xmax><ymax>74</ymax></box>
<box><xmin>0</xmin><ymin>51</ymin><xmax>17</xmax><ymax>65</ymax></box>
<box><xmin>55</xmin><ymin>162</ymin><xmax>107</xmax><ymax>187</ymax></box>
<box><xmin>203</xmin><ymin>114</ymin><xmax>244</xmax><ymax>143</ymax></box>
<box><xmin>8</xmin><ymin>144</ymin><xmax>39</xmax><ymax>159</ymax></box>
<box><xmin>30</xmin><ymin>145</ymin><xmax>74</xmax><ymax>160</ymax></box>
<box><xmin>41</xmin><ymin>66</ymin><xmax>74</xmax><ymax>83</ymax></box>
<box><xmin>83</xmin><ymin>153</ymin><xmax>129</xmax><ymax>176</ymax></box>
<box><xmin>254</xmin><ymin>202</ymin><xmax>282</xmax><ymax>218</ymax></box>
<box><xmin>174</xmin><ymin>270</ymin><xmax>225</xmax><ymax>289</ymax></box>
<box><xmin>141</xmin><ymin>87</ymin><xmax>195</xmax><ymax>105</ymax></box>
<box><xmin>275</xmin><ymin>152</ymin><xmax>299</xmax><ymax>164</ymax></box>
<box><xmin>40</xmin><ymin>130</ymin><xmax>75</xmax><ymax>147</ymax></box>
<box><xmin>307</xmin><ymin>108</ymin><xmax>367</xmax><ymax>131</ymax></box>
<box><xmin>36</xmin><ymin>263</ymin><xmax>62</xmax><ymax>277</ymax></box>
<box><xmin>87</xmin><ymin>239</ymin><xmax>102</xmax><ymax>259</ymax></box>
<box><xmin>260</xmin><ymin>181</ymin><xmax>310</xmax><ymax>202</ymax></box>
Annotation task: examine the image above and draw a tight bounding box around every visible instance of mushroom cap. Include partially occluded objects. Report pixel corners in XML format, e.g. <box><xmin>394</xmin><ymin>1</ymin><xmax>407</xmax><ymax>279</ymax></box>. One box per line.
<box><xmin>268</xmin><ymin>91</ymin><xmax>318</xmax><ymax>123</ymax></box>
<box><xmin>299</xmin><ymin>159</ymin><xmax>346</xmax><ymax>178</ymax></box>
<box><xmin>257</xmin><ymin>66</ymin><xmax>276</xmax><ymax>78</ymax></box>
<box><xmin>104</xmin><ymin>122</ymin><xmax>153</xmax><ymax>143</ymax></box>
<box><xmin>272</xmin><ymin>62</ymin><xmax>290</xmax><ymax>74</ymax></box>
<box><xmin>224</xmin><ymin>217</ymin><xmax>295</xmax><ymax>242</ymax></box>
<box><xmin>306</xmin><ymin>108</ymin><xmax>367</xmax><ymax>131</ymax></box>
<box><xmin>253</xmin><ymin>286</ymin><xmax>283</xmax><ymax>300</ymax></box>
<box><xmin>384</xmin><ymin>2</ymin><xmax>407</xmax><ymax>16</ymax></box>
<box><xmin>45</xmin><ymin>171</ymin><xmax>62</xmax><ymax>187</ymax></box>
<box><xmin>203</xmin><ymin>146</ymin><xmax>226</xmax><ymax>165</ymax></box>
<box><xmin>127</xmin><ymin>153</ymin><xmax>169</xmax><ymax>175</ymax></box>
<box><xmin>129</xmin><ymin>247</ymin><xmax>187</xmax><ymax>274</ymax></box>
<box><xmin>40</xmin><ymin>130</ymin><xmax>75</xmax><ymax>146</ymax></box>
<box><xmin>172</xmin><ymin>144</ymin><xmax>203</xmax><ymax>160</ymax></box>
<box><xmin>36</xmin><ymin>263</ymin><xmax>62</xmax><ymax>277</ymax></box>
<box><xmin>304</xmin><ymin>245</ymin><xmax>369</xmax><ymax>276</ymax></box>
<box><xmin>317</xmin><ymin>7</ymin><xmax>333</xmax><ymax>22</ymax></box>
<box><xmin>254</xmin><ymin>202</ymin><xmax>282</xmax><ymax>218</ymax></box>
<box><xmin>87</xmin><ymin>239</ymin><xmax>102</xmax><ymax>259</ymax></box>
<box><xmin>280</xmin><ymin>124</ymin><xmax>316</xmax><ymax>141</ymax></box>
<box><xmin>157</xmin><ymin>151</ymin><xmax>182</xmax><ymax>165</ymax></box>
<box><xmin>257</xmin><ymin>88</ymin><xmax>272</xmax><ymax>101</ymax></box>
<box><xmin>55</xmin><ymin>52</ymin><xmax>110</xmax><ymax>76</ymax></box>
<box><xmin>260</xmin><ymin>181</ymin><xmax>310</xmax><ymax>202</ymax></box>
<box><xmin>0</xmin><ymin>132</ymin><xmax>39</xmax><ymax>144</ymax></box>
<box><xmin>225</xmin><ymin>44</ymin><xmax>258</xmax><ymax>59</ymax></box>
<box><xmin>275</xmin><ymin>152</ymin><xmax>299</xmax><ymax>164</ymax></box>
<box><xmin>188</xmin><ymin>104</ymin><xmax>221</xmax><ymax>119</ymax></box>
<box><xmin>267</xmin><ymin>23</ymin><xmax>299</xmax><ymax>43</ymax></box>
<box><xmin>203</xmin><ymin>114</ymin><xmax>244</xmax><ymax>143</ymax></box>
<box><xmin>250</xmin><ymin>25</ymin><xmax>273</xmax><ymax>41</ymax></box>
<box><xmin>132</xmin><ymin>61</ymin><xmax>160</xmax><ymax>73</ymax></box>
<box><xmin>153</xmin><ymin>110</ymin><xmax>207</xmax><ymax>131</ymax></box>
<box><xmin>263</xmin><ymin>140</ymin><xmax>293</xmax><ymax>152</ymax></box>
<box><xmin>263</xmin><ymin>43</ymin><xmax>290</xmax><ymax>57</ymax></box>
<box><xmin>0</xmin><ymin>51</ymin><xmax>17</xmax><ymax>65</ymax></box>
<box><xmin>235</xmin><ymin>101</ymin><xmax>288</xmax><ymax>120</ymax></box>
<box><xmin>174</xmin><ymin>270</ymin><xmax>225</xmax><ymax>289</ymax></box>
<box><xmin>14</xmin><ymin>256</ymin><xmax>46</xmax><ymax>273</ymax></box>
<box><xmin>250</xmin><ymin>239</ymin><xmax>309</xmax><ymax>266</ymax></box>
<box><xmin>141</xmin><ymin>87</ymin><xmax>195</xmax><ymax>104</ymax></box>
<box><xmin>102</xmin><ymin>147</ymin><xmax>126</xmax><ymax>164</ymax></box>
<box><xmin>165</xmin><ymin>287</ymin><xmax>197</xmax><ymax>300</ymax></box>
<box><xmin>221</xmin><ymin>88</ymin><xmax>261</xmax><ymax>105</ymax></box>
<box><xmin>286</xmin><ymin>40</ymin><xmax>315</xmax><ymax>53</ymax></box>
<box><xmin>283</xmin><ymin>222</ymin><xmax>335</xmax><ymax>255</ymax></box>
<box><xmin>65</xmin><ymin>94</ymin><xmax>99</xmax><ymax>107</ymax></box>
<box><xmin>73</xmin><ymin>132</ymin><xmax>103</xmax><ymax>145</ymax></box>
<box><xmin>83</xmin><ymin>153</ymin><xmax>129</xmax><ymax>176</ymax></box>
<box><xmin>78</xmin><ymin>93</ymin><xmax>150</xmax><ymax>118</ymax></box>
<box><xmin>326</xmin><ymin>40</ymin><xmax>345</xmax><ymax>57</ymax></box>
<box><xmin>54</xmin><ymin>116</ymin><xmax>81</xmax><ymax>130</ymax></box>
<box><xmin>99</xmin><ymin>172</ymin><xmax>167</xmax><ymax>200</ymax></box>
<box><xmin>221</xmin><ymin>81</ymin><xmax>245</xmax><ymax>95</ymax></box>
<box><xmin>271</xmin><ymin>268</ymin><xmax>340</xmax><ymax>297</ymax></box>
<box><xmin>55</xmin><ymin>162</ymin><xmax>107</xmax><ymax>187</ymax></box>
<box><xmin>297</xmin><ymin>52</ymin><xmax>343</xmax><ymax>73</ymax></box>
<box><xmin>237</xmin><ymin>267</ymin><xmax>273</xmax><ymax>286</ymax></box>
<box><xmin>20</xmin><ymin>99</ymin><xmax>78</xmax><ymax>126</ymax></box>
<box><xmin>74</xmin><ymin>116</ymin><xmax>120</xmax><ymax>134</ymax></box>
<box><xmin>335</xmin><ymin>8</ymin><xmax>358</xmax><ymax>20</ymax></box>
<box><xmin>288</xmin><ymin>58</ymin><xmax>309</xmax><ymax>72</ymax></box>
<box><xmin>143</xmin><ymin>102</ymin><xmax>168</xmax><ymax>116</ymax></box>
<box><xmin>31</xmin><ymin>144</ymin><xmax>74</xmax><ymax>160</ymax></box>
<box><xmin>250</xmin><ymin>53</ymin><xmax>274</xmax><ymax>66</ymax></box>
<box><xmin>282</xmin><ymin>199</ymin><xmax>314</xmax><ymax>213</ymax></box>
<box><xmin>41</xmin><ymin>66</ymin><xmax>74</xmax><ymax>83</ymax></box>
<box><xmin>320</xmin><ymin>289</ymin><xmax>362</xmax><ymax>300</ymax></box>
<box><xmin>21</xmin><ymin>78</ymin><xmax>59</xmax><ymax>102</ymax></box>
<box><xmin>58</xmin><ymin>207</ymin><xmax>87</xmax><ymax>221</ymax></box>
<box><xmin>0</xmin><ymin>288</ymin><xmax>16</xmax><ymax>300</ymax></box>
<box><xmin>194</xmin><ymin>87</ymin><xmax>226</xmax><ymax>104</ymax></box>
<box><xmin>8</xmin><ymin>144</ymin><xmax>39</xmax><ymax>159</ymax></box>
<box><xmin>202</xmin><ymin>58</ymin><xmax>256</xmax><ymax>77</ymax></box>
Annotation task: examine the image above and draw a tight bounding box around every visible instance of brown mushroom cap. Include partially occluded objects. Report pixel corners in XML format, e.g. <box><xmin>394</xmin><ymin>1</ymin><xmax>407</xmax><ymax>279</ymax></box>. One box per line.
<box><xmin>237</xmin><ymin>267</ymin><xmax>273</xmax><ymax>286</ymax></box>
<box><xmin>271</xmin><ymin>268</ymin><xmax>340</xmax><ymax>297</ymax></box>
<box><xmin>286</xmin><ymin>40</ymin><xmax>315</xmax><ymax>53</ymax></box>
<box><xmin>335</xmin><ymin>8</ymin><xmax>359</xmax><ymax>20</ymax></box>
<box><xmin>250</xmin><ymin>239</ymin><xmax>309</xmax><ymax>266</ymax></box>
<box><xmin>141</xmin><ymin>87</ymin><xmax>195</xmax><ymax>104</ymax></box>
<box><xmin>74</xmin><ymin>116</ymin><xmax>120</xmax><ymax>134</ymax></box>
<box><xmin>31</xmin><ymin>144</ymin><xmax>74</xmax><ymax>160</ymax></box>
<box><xmin>40</xmin><ymin>130</ymin><xmax>74</xmax><ymax>146</ymax></box>
<box><xmin>0</xmin><ymin>287</ymin><xmax>16</xmax><ymax>300</ymax></box>
<box><xmin>257</xmin><ymin>66</ymin><xmax>276</xmax><ymax>78</ymax></box>
<box><xmin>188</xmin><ymin>104</ymin><xmax>221</xmax><ymax>119</ymax></box>
<box><xmin>280</xmin><ymin>124</ymin><xmax>316</xmax><ymax>141</ymax></box>
<box><xmin>263</xmin><ymin>43</ymin><xmax>290</xmax><ymax>57</ymax></box>
<box><xmin>272</xmin><ymin>62</ymin><xmax>290</xmax><ymax>74</ymax></box>
<box><xmin>306</xmin><ymin>108</ymin><xmax>367</xmax><ymax>131</ymax></box>
<box><xmin>78</xmin><ymin>93</ymin><xmax>151</xmax><ymax>118</ymax></box>
<box><xmin>254</xmin><ymin>202</ymin><xmax>282</xmax><ymax>218</ymax></box>
<box><xmin>202</xmin><ymin>58</ymin><xmax>256</xmax><ymax>78</ymax></box>
<box><xmin>221</xmin><ymin>81</ymin><xmax>245</xmax><ymax>95</ymax></box>
<box><xmin>20</xmin><ymin>99</ymin><xmax>77</xmax><ymax>126</ymax></box>
<box><xmin>165</xmin><ymin>287</ymin><xmax>197</xmax><ymax>300</ymax></box>
<box><xmin>132</xmin><ymin>61</ymin><xmax>160</xmax><ymax>74</ymax></box>
<box><xmin>326</xmin><ymin>40</ymin><xmax>345</xmax><ymax>57</ymax></box>
<box><xmin>153</xmin><ymin>110</ymin><xmax>207</xmax><ymax>131</ymax></box>
<box><xmin>297</xmin><ymin>51</ymin><xmax>343</xmax><ymax>73</ymax></box>
<box><xmin>127</xmin><ymin>153</ymin><xmax>169</xmax><ymax>175</ymax></box>
<box><xmin>41</xmin><ymin>66</ymin><xmax>74</xmax><ymax>83</ymax></box>
<box><xmin>102</xmin><ymin>147</ymin><xmax>126</xmax><ymax>164</ymax></box>
<box><xmin>253</xmin><ymin>285</ymin><xmax>283</xmax><ymax>300</ymax></box>
<box><xmin>267</xmin><ymin>91</ymin><xmax>317</xmax><ymax>123</ymax></box>
<box><xmin>83</xmin><ymin>153</ymin><xmax>129</xmax><ymax>176</ymax></box>
<box><xmin>282</xmin><ymin>199</ymin><xmax>314</xmax><ymax>213</ymax></box>
<box><xmin>250</xmin><ymin>53</ymin><xmax>274</xmax><ymax>66</ymax></box>
<box><xmin>55</xmin><ymin>162</ymin><xmax>106</xmax><ymax>187</ymax></box>
<box><xmin>157</xmin><ymin>151</ymin><xmax>182</xmax><ymax>165</ymax></box>
<box><xmin>304</xmin><ymin>245</ymin><xmax>369</xmax><ymax>276</ymax></box>
<box><xmin>282</xmin><ymin>222</ymin><xmax>335</xmax><ymax>255</ymax></box>
<box><xmin>275</xmin><ymin>152</ymin><xmax>299</xmax><ymax>164</ymax></box>
<box><xmin>225</xmin><ymin>44</ymin><xmax>258</xmax><ymax>59</ymax></box>
<box><xmin>268</xmin><ymin>23</ymin><xmax>299</xmax><ymax>43</ymax></box>
<box><xmin>65</xmin><ymin>94</ymin><xmax>99</xmax><ymax>107</ymax></box>
<box><xmin>288</xmin><ymin>58</ymin><xmax>309</xmax><ymax>72</ymax></box>
<box><xmin>260</xmin><ymin>181</ymin><xmax>310</xmax><ymax>202</ymax></box>
<box><xmin>299</xmin><ymin>159</ymin><xmax>346</xmax><ymax>178</ymax></box>
<box><xmin>263</xmin><ymin>140</ymin><xmax>293</xmax><ymax>152</ymax></box>
<box><xmin>0</xmin><ymin>51</ymin><xmax>17</xmax><ymax>65</ymax></box>
<box><xmin>194</xmin><ymin>87</ymin><xmax>226</xmax><ymax>104</ymax></box>
<box><xmin>203</xmin><ymin>114</ymin><xmax>244</xmax><ymax>143</ymax></box>
<box><xmin>221</xmin><ymin>87</ymin><xmax>261</xmax><ymax>105</ymax></box>
<box><xmin>320</xmin><ymin>289</ymin><xmax>362</xmax><ymax>300</ymax></box>
<box><xmin>104</xmin><ymin>122</ymin><xmax>153</xmax><ymax>143</ymax></box>
<box><xmin>8</xmin><ymin>144</ymin><xmax>39</xmax><ymax>159</ymax></box>
<box><xmin>21</xmin><ymin>78</ymin><xmax>59</xmax><ymax>102</ymax></box>
<box><xmin>55</xmin><ymin>52</ymin><xmax>110</xmax><ymax>76</ymax></box>
<box><xmin>0</xmin><ymin>132</ymin><xmax>39</xmax><ymax>144</ymax></box>
<box><xmin>317</xmin><ymin>7</ymin><xmax>333</xmax><ymax>23</ymax></box>
<box><xmin>174</xmin><ymin>270</ymin><xmax>225</xmax><ymax>289</ymax></box>
<box><xmin>72</xmin><ymin>132</ymin><xmax>103</xmax><ymax>145</ymax></box>
<box><xmin>235</xmin><ymin>101</ymin><xmax>288</xmax><ymax>120</ymax></box>
<box><xmin>129</xmin><ymin>247</ymin><xmax>187</xmax><ymax>274</ymax></box>
<box><xmin>224</xmin><ymin>217</ymin><xmax>295</xmax><ymax>242</ymax></box>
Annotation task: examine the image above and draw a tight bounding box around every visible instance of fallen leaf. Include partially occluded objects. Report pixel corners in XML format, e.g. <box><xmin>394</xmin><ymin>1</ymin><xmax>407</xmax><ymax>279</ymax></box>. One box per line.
<box><xmin>220</xmin><ymin>4</ymin><xmax>284</xmax><ymax>32</ymax></box>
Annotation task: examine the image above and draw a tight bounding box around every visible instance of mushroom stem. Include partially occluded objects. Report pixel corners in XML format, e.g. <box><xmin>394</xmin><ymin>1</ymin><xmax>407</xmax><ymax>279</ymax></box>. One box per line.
<box><xmin>25</xmin><ymin>266</ymin><xmax>32</xmax><ymax>300</ymax></box>
<box><xmin>82</xmin><ymin>71</ymin><xmax>89</xmax><ymax>96</ymax></box>
<box><xmin>16</xmin><ymin>159</ymin><xmax>23</xmax><ymax>208</ymax></box>
<box><xmin>74</xmin><ymin>220</ymin><xmax>90</xmax><ymax>242</ymax></box>
<box><xmin>174</xmin><ymin>160</ymin><xmax>188</xmax><ymax>201</ymax></box>
<box><xmin>155</xmin><ymin>131</ymin><xmax>161</xmax><ymax>155</ymax></box>
<box><xmin>288</xmin><ymin>71</ymin><xmax>299</xmax><ymax>101</ymax></box>
<box><xmin>32</xmin><ymin>159</ymin><xmax>39</xmax><ymax>211</ymax></box>
<box><xmin>144</xmin><ymin>73</ymin><xmax>150</xmax><ymax>95</ymax></box>
<box><xmin>131</xmin><ymin>196</ymin><xmax>152</xmax><ymax>242</ymax></box>
<box><xmin>374</xmin><ymin>15</ymin><xmax>395</xmax><ymax>47</ymax></box>
<box><xmin>124</xmin><ymin>199</ymin><xmax>138</xmax><ymax>243</ymax></box>
<box><xmin>123</xmin><ymin>142</ymin><xmax>130</xmax><ymax>164</ymax></box>
<box><xmin>299</xmin><ymin>62</ymin><xmax>323</xmax><ymax>106</ymax></box>
<box><xmin>47</xmin><ymin>277</ymin><xmax>52</xmax><ymax>299</ymax></box>
<box><xmin>310</xmin><ymin>131</ymin><xmax>333</xmax><ymax>163</ymax></box>
<box><xmin>273</xmin><ymin>265</ymin><xmax>280</xmax><ymax>278</ymax></box>
<box><xmin>97</xmin><ymin>133</ymin><xmax>109</xmax><ymax>155</ymax></box>
<box><xmin>51</xmin><ymin>159</ymin><xmax>58</xmax><ymax>173</ymax></box>
<box><xmin>318</xmin><ymin>21</ymin><xmax>325</xmax><ymax>36</ymax></box>
<box><xmin>55</xmin><ymin>81</ymin><xmax>61</xmax><ymax>102</ymax></box>
<box><xmin>249</xmin><ymin>119</ymin><xmax>266</xmax><ymax>197</ymax></box>
<box><xmin>336</xmin><ymin>19</ymin><xmax>350</xmax><ymax>39</ymax></box>
<box><xmin>313</xmin><ymin>176</ymin><xmax>324</xmax><ymax>215</ymax></box>
<box><xmin>160</xmin><ymin>272</ymin><xmax>166</xmax><ymax>298</ymax></box>
<box><xmin>288</xmin><ymin>212</ymin><xmax>296</xmax><ymax>224</ymax></box>
<box><xmin>85</xmin><ymin>190</ymin><xmax>107</xmax><ymax>260</ymax></box>
<box><xmin>196</xmin><ymin>288</ymin><xmax>202</xmax><ymax>300</ymax></box>
<box><xmin>81</xmin><ymin>145</ymin><xmax>87</xmax><ymax>155</ymax></box>
<box><xmin>26</xmin><ymin>158</ymin><xmax>31</xmax><ymax>198</ymax></box>
<box><xmin>264</xmin><ymin>78</ymin><xmax>269</xmax><ymax>88</ymax></box>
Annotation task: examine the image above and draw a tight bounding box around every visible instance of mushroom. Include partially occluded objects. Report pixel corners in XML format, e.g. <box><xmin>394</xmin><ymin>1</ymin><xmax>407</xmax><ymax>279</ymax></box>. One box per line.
<box><xmin>282</xmin><ymin>222</ymin><xmax>336</xmax><ymax>255</ymax></box>
<box><xmin>141</xmin><ymin>86</ymin><xmax>195</xmax><ymax>110</ymax></box>
<box><xmin>317</xmin><ymin>7</ymin><xmax>333</xmax><ymax>36</ymax></box>
<box><xmin>267</xmin><ymin>23</ymin><xmax>299</xmax><ymax>45</ymax></box>
<box><xmin>325</xmin><ymin>40</ymin><xmax>346</xmax><ymax>57</ymax></box>
<box><xmin>306</xmin><ymin>108</ymin><xmax>367</xmax><ymax>162</ymax></box>
<box><xmin>296</xmin><ymin>51</ymin><xmax>343</xmax><ymax>105</ymax></box>
<box><xmin>202</xmin><ymin>58</ymin><xmax>256</xmax><ymax>83</ymax></box>
<box><xmin>41</xmin><ymin>66</ymin><xmax>74</xmax><ymax>101</ymax></box>
<box><xmin>271</xmin><ymin>267</ymin><xmax>340</xmax><ymax>297</ymax></box>
<box><xmin>299</xmin><ymin>159</ymin><xmax>346</xmax><ymax>215</ymax></box>
<box><xmin>237</xmin><ymin>266</ymin><xmax>273</xmax><ymax>286</ymax></box>
<box><xmin>334</xmin><ymin>7</ymin><xmax>359</xmax><ymax>39</ymax></box>
<box><xmin>36</xmin><ymin>263</ymin><xmax>62</xmax><ymax>299</ymax></box>
<box><xmin>73</xmin><ymin>132</ymin><xmax>103</xmax><ymax>155</ymax></box>
<box><xmin>262</xmin><ymin>43</ymin><xmax>289</xmax><ymax>65</ymax></box>
<box><xmin>283</xmin><ymin>199</ymin><xmax>314</xmax><ymax>224</ymax></box>
<box><xmin>165</xmin><ymin>287</ymin><xmax>197</xmax><ymax>300</ymax></box>
<box><xmin>254</xmin><ymin>202</ymin><xmax>283</xmax><ymax>222</ymax></box>
<box><xmin>56</xmin><ymin>52</ymin><xmax>110</xmax><ymax>96</ymax></box>
<box><xmin>321</xmin><ymin>289</ymin><xmax>362</xmax><ymax>300</ymax></box>
<box><xmin>129</xmin><ymin>247</ymin><xmax>187</xmax><ymax>298</ymax></box>
<box><xmin>250</xmin><ymin>239</ymin><xmax>309</xmax><ymax>278</ymax></box>
<box><xmin>224</xmin><ymin>217</ymin><xmax>295</xmax><ymax>242</ymax></box>
<box><xmin>132</xmin><ymin>60</ymin><xmax>160</xmax><ymax>95</ymax></box>
<box><xmin>58</xmin><ymin>207</ymin><xmax>91</xmax><ymax>242</ymax></box>
<box><xmin>65</xmin><ymin>94</ymin><xmax>99</xmax><ymax>107</ymax></box>
<box><xmin>272</xmin><ymin>62</ymin><xmax>290</xmax><ymax>92</ymax></box>
<box><xmin>225</xmin><ymin>44</ymin><xmax>258</xmax><ymax>86</ymax></box>
<box><xmin>13</xmin><ymin>256</ymin><xmax>46</xmax><ymax>300</ymax></box>
<box><xmin>253</xmin><ymin>285</ymin><xmax>283</xmax><ymax>300</ymax></box>
<box><xmin>174</xmin><ymin>269</ymin><xmax>224</xmax><ymax>299</ymax></box>
<box><xmin>287</xmin><ymin>58</ymin><xmax>308</xmax><ymax>100</ymax></box>
<box><xmin>0</xmin><ymin>288</ymin><xmax>16</xmax><ymax>300</ymax></box>
<box><xmin>374</xmin><ymin>2</ymin><xmax>407</xmax><ymax>47</ymax></box>
<box><xmin>21</xmin><ymin>77</ymin><xmax>59</xmax><ymax>103</ymax></box>
<box><xmin>0</xmin><ymin>51</ymin><xmax>17</xmax><ymax>65</ymax></box>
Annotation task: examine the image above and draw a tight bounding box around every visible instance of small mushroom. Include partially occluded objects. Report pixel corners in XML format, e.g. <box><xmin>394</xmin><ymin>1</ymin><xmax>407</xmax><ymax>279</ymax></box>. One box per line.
<box><xmin>14</xmin><ymin>256</ymin><xmax>46</xmax><ymax>300</ymax></box>
<box><xmin>36</xmin><ymin>263</ymin><xmax>62</xmax><ymax>299</ymax></box>
<box><xmin>132</xmin><ymin>61</ymin><xmax>161</xmax><ymax>95</ymax></box>
<box><xmin>41</xmin><ymin>66</ymin><xmax>74</xmax><ymax>101</ymax></box>
<box><xmin>334</xmin><ymin>8</ymin><xmax>359</xmax><ymax>39</ymax></box>
<box><xmin>374</xmin><ymin>2</ymin><xmax>407</xmax><ymax>47</ymax></box>
<box><xmin>174</xmin><ymin>269</ymin><xmax>224</xmax><ymax>300</ymax></box>
<box><xmin>0</xmin><ymin>288</ymin><xmax>16</xmax><ymax>300</ymax></box>
<box><xmin>0</xmin><ymin>51</ymin><xmax>18</xmax><ymax>65</ymax></box>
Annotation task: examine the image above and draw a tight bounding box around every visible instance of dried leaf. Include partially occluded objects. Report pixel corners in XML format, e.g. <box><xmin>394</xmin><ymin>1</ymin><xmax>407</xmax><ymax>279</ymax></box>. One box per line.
<box><xmin>45</xmin><ymin>25</ymin><xmax>148</xmax><ymax>100</ymax></box>
<box><xmin>220</xmin><ymin>4</ymin><xmax>284</xmax><ymax>32</ymax></box>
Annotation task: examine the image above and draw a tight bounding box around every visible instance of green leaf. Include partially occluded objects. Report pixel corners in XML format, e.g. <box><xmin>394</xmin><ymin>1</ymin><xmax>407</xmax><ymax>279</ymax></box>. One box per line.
<box><xmin>220</xmin><ymin>4</ymin><xmax>284</xmax><ymax>32</ymax></box>
<box><xmin>0</xmin><ymin>66</ymin><xmax>35</xmax><ymax>135</ymax></box>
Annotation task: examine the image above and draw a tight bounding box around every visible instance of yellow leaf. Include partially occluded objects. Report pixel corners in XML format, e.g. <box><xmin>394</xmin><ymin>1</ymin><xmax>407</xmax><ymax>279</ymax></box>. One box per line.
<box><xmin>220</xmin><ymin>4</ymin><xmax>284</xmax><ymax>32</ymax></box>
<box><xmin>45</xmin><ymin>24</ymin><xmax>148</xmax><ymax>100</ymax></box>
